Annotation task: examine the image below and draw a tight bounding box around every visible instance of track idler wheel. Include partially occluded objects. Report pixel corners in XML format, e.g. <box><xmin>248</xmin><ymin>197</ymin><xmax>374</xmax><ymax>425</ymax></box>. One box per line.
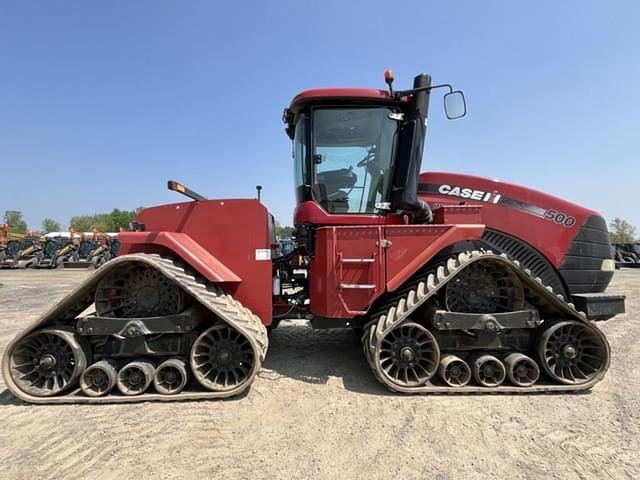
<box><xmin>438</xmin><ymin>354</ymin><xmax>471</xmax><ymax>387</ymax></box>
<box><xmin>153</xmin><ymin>358</ymin><xmax>188</xmax><ymax>395</ymax></box>
<box><xmin>190</xmin><ymin>323</ymin><xmax>255</xmax><ymax>392</ymax></box>
<box><xmin>8</xmin><ymin>329</ymin><xmax>88</xmax><ymax>397</ymax></box>
<box><xmin>472</xmin><ymin>354</ymin><xmax>506</xmax><ymax>387</ymax></box>
<box><xmin>538</xmin><ymin>320</ymin><xmax>609</xmax><ymax>385</ymax></box>
<box><xmin>378</xmin><ymin>322</ymin><xmax>440</xmax><ymax>388</ymax></box>
<box><xmin>116</xmin><ymin>360</ymin><xmax>155</xmax><ymax>395</ymax></box>
<box><xmin>504</xmin><ymin>353</ymin><xmax>539</xmax><ymax>387</ymax></box>
<box><xmin>80</xmin><ymin>360</ymin><xmax>118</xmax><ymax>397</ymax></box>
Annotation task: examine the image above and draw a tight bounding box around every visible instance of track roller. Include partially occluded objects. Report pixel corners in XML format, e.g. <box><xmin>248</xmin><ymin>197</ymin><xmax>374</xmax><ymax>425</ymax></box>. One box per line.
<box><xmin>153</xmin><ymin>358</ymin><xmax>188</xmax><ymax>395</ymax></box>
<box><xmin>438</xmin><ymin>354</ymin><xmax>472</xmax><ymax>387</ymax></box>
<box><xmin>80</xmin><ymin>360</ymin><xmax>118</xmax><ymax>397</ymax></box>
<box><xmin>8</xmin><ymin>329</ymin><xmax>88</xmax><ymax>397</ymax></box>
<box><xmin>116</xmin><ymin>360</ymin><xmax>155</xmax><ymax>395</ymax></box>
<box><xmin>504</xmin><ymin>353</ymin><xmax>539</xmax><ymax>387</ymax></box>
<box><xmin>472</xmin><ymin>354</ymin><xmax>506</xmax><ymax>387</ymax></box>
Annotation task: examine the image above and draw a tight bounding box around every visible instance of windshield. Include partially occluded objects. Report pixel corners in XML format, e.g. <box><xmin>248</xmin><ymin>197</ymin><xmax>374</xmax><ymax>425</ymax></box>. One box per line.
<box><xmin>312</xmin><ymin>107</ymin><xmax>398</xmax><ymax>214</ymax></box>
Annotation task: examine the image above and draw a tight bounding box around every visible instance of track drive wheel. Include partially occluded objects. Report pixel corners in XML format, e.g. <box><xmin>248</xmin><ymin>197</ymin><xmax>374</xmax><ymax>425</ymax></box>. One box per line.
<box><xmin>445</xmin><ymin>260</ymin><xmax>524</xmax><ymax>313</ymax></box>
<box><xmin>94</xmin><ymin>264</ymin><xmax>185</xmax><ymax>318</ymax></box>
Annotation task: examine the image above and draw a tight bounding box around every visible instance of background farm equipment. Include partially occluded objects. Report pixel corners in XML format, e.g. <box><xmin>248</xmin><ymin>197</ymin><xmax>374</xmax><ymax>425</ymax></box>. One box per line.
<box><xmin>0</xmin><ymin>233</ymin><xmax>41</xmax><ymax>269</ymax></box>
<box><xmin>63</xmin><ymin>230</ymin><xmax>120</xmax><ymax>269</ymax></box>
<box><xmin>0</xmin><ymin>224</ymin><xmax>8</xmax><ymax>264</ymax></box>
<box><xmin>31</xmin><ymin>236</ymin><xmax>75</xmax><ymax>269</ymax></box>
<box><xmin>614</xmin><ymin>243</ymin><xmax>640</xmax><ymax>268</ymax></box>
<box><xmin>88</xmin><ymin>233</ymin><xmax>121</xmax><ymax>269</ymax></box>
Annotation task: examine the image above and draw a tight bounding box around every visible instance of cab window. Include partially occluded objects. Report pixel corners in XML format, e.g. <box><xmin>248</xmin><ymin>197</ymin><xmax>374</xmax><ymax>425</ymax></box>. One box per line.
<box><xmin>311</xmin><ymin>107</ymin><xmax>398</xmax><ymax>214</ymax></box>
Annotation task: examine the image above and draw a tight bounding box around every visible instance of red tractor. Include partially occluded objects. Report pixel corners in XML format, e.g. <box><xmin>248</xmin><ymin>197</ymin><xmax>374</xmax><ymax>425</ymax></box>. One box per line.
<box><xmin>2</xmin><ymin>72</ymin><xmax>625</xmax><ymax>403</ymax></box>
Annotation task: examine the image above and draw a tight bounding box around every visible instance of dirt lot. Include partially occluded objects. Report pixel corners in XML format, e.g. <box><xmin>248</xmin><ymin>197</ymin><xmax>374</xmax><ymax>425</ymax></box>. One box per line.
<box><xmin>0</xmin><ymin>269</ymin><xmax>638</xmax><ymax>480</ymax></box>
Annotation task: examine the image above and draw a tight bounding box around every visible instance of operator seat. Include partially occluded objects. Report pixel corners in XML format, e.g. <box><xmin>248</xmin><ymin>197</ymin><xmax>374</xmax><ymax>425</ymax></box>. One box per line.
<box><xmin>325</xmin><ymin>191</ymin><xmax>349</xmax><ymax>213</ymax></box>
<box><xmin>316</xmin><ymin>167</ymin><xmax>357</xmax><ymax>214</ymax></box>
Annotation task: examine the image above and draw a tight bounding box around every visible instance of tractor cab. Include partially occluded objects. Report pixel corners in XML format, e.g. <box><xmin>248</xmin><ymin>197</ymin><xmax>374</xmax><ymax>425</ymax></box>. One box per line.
<box><xmin>284</xmin><ymin>72</ymin><xmax>466</xmax><ymax>226</ymax></box>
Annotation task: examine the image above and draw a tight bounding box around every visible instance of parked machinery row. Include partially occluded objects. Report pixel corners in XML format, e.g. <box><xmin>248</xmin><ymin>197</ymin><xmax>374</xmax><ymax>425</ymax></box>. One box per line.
<box><xmin>613</xmin><ymin>243</ymin><xmax>640</xmax><ymax>268</ymax></box>
<box><xmin>0</xmin><ymin>227</ymin><xmax>120</xmax><ymax>269</ymax></box>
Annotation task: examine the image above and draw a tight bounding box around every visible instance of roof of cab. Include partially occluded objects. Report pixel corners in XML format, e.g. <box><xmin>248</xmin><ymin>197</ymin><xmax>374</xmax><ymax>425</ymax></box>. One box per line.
<box><xmin>288</xmin><ymin>88</ymin><xmax>406</xmax><ymax>111</ymax></box>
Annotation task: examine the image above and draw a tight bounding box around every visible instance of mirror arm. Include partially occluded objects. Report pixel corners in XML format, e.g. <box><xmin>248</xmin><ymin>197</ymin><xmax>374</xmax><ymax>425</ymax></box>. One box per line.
<box><xmin>394</xmin><ymin>83</ymin><xmax>453</xmax><ymax>98</ymax></box>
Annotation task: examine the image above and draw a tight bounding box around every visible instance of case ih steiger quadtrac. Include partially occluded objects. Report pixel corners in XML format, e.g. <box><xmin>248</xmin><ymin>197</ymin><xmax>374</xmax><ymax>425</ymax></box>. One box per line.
<box><xmin>2</xmin><ymin>72</ymin><xmax>625</xmax><ymax>403</ymax></box>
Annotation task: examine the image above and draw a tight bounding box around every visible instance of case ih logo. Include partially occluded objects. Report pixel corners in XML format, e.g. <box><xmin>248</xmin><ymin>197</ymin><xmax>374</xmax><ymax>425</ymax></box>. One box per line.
<box><xmin>437</xmin><ymin>184</ymin><xmax>502</xmax><ymax>204</ymax></box>
<box><xmin>419</xmin><ymin>182</ymin><xmax>577</xmax><ymax>228</ymax></box>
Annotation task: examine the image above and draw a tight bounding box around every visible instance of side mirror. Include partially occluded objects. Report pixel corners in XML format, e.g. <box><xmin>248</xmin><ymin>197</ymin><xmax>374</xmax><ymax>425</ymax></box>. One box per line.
<box><xmin>444</xmin><ymin>91</ymin><xmax>466</xmax><ymax>120</ymax></box>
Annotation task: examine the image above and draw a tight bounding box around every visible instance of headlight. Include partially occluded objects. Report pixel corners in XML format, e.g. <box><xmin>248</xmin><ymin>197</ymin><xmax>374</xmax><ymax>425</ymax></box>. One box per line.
<box><xmin>601</xmin><ymin>259</ymin><xmax>615</xmax><ymax>272</ymax></box>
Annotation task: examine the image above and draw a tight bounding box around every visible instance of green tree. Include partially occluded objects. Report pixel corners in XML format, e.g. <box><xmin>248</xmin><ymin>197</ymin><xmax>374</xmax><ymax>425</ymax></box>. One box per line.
<box><xmin>69</xmin><ymin>208</ymin><xmax>142</xmax><ymax>232</ymax></box>
<box><xmin>275</xmin><ymin>221</ymin><xmax>295</xmax><ymax>238</ymax></box>
<box><xmin>3</xmin><ymin>210</ymin><xmax>27</xmax><ymax>233</ymax></box>
<box><xmin>107</xmin><ymin>208</ymin><xmax>141</xmax><ymax>231</ymax></box>
<box><xmin>42</xmin><ymin>218</ymin><xmax>61</xmax><ymax>234</ymax></box>
<box><xmin>609</xmin><ymin>218</ymin><xmax>637</xmax><ymax>244</ymax></box>
<box><xmin>69</xmin><ymin>215</ymin><xmax>95</xmax><ymax>232</ymax></box>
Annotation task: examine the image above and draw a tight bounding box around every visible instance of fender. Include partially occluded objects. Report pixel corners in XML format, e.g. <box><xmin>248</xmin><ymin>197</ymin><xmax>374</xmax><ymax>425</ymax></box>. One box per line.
<box><xmin>119</xmin><ymin>231</ymin><xmax>241</xmax><ymax>284</ymax></box>
<box><xmin>385</xmin><ymin>223</ymin><xmax>485</xmax><ymax>291</ymax></box>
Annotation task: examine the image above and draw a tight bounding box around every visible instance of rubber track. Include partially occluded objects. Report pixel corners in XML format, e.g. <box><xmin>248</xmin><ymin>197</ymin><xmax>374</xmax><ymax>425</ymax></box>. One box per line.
<box><xmin>362</xmin><ymin>250</ymin><xmax>611</xmax><ymax>394</ymax></box>
<box><xmin>1</xmin><ymin>253</ymin><xmax>268</xmax><ymax>404</ymax></box>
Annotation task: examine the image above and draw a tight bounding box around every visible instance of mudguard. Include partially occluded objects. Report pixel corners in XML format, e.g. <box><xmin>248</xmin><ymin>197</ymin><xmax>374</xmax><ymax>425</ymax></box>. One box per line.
<box><xmin>119</xmin><ymin>231</ymin><xmax>241</xmax><ymax>284</ymax></box>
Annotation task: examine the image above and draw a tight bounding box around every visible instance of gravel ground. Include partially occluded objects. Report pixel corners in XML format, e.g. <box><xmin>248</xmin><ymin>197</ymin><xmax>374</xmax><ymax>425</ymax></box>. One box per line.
<box><xmin>0</xmin><ymin>268</ymin><xmax>638</xmax><ymax>480</ymax></box>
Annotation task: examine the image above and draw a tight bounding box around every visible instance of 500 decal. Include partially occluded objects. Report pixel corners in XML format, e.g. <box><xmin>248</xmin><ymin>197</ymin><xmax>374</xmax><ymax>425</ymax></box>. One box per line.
<box><xmin>544</xmin><ymin>209</ymin><xmax>576</xmax><ymax>227</ymax></box>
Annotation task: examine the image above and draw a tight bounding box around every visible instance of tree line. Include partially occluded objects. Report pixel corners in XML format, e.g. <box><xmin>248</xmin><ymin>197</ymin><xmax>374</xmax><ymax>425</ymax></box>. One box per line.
<box><xmin>4</xmin><ymin>209</ymin><xmax>634</xmax><ymax>242</ymax></box>
<box><xmin>2</xmin><ymin>208</ymin><xmax>142</xmax><ymax>234</ymax></box>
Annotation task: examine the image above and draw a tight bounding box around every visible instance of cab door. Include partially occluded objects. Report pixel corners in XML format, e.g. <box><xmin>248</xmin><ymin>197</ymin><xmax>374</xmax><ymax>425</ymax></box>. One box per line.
<box><xmin>309</xmin><ymin>226</ymin><xmax>386</xmax><ymax>318</ymax></box>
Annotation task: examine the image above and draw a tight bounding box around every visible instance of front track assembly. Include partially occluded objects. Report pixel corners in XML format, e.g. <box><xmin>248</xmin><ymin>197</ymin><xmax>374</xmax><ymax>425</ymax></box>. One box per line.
<box><xmin>363</xmin><ymin>250</ymin><xmax>610</xmax><ymax>394</ymax></box>
<box><xmin>1</xmin><ymin>253</ymin><xmax>268</xmax><ymax>404</ymax></box>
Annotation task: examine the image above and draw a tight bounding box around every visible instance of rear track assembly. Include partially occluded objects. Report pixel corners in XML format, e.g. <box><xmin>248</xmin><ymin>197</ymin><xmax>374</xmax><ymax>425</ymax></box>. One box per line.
<box><xmin>1</xmin><ymin>253</ymin><xmax>268</xmax><ymax>404</ymax></box>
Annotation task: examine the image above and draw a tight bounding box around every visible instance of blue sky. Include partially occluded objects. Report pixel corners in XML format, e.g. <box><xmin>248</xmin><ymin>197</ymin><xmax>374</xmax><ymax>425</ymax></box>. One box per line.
<box><xmin>1</xmin><ymin>1</ymin><xmax>638</xmax><ymax>231</ymax></box>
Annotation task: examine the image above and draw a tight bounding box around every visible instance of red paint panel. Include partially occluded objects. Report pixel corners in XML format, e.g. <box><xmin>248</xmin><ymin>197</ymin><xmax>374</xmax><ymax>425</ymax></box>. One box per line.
<box><xmin>420</xmin><ymin>172</ymin><xmax>598</xmax><ymax>267</ymax></box>
<box><xmin>385</xmin><ymin>224</ymin><xmax>485</xmax><ymax>292</ymax></box>
<box><xmin>119</xmin><ymin>199</ymin><xmax>274</xmax><ymax>325</ymax></box>
<box><xmin>291</xmin><ymin>88</ymin><xmax>392</xmax><ymax>105</ymax></box>
<box><xmin>119</xmin><ymin>231</ymin><xmax>240</xmax><ymax>283</ymax></box>
<box><xmin>433</xmin><ymin>205</ymin><xmax>482</xmax><ymax>225</ymax></box>
<box><xmin>309</xmin><ymin>226</ymin><xmax>385</xmax><ymax>318</ymax></box>
<box><xmin>294</xmin><ymin>201</ymin><xmax>406</xmax><ymax>227</ymax></box>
